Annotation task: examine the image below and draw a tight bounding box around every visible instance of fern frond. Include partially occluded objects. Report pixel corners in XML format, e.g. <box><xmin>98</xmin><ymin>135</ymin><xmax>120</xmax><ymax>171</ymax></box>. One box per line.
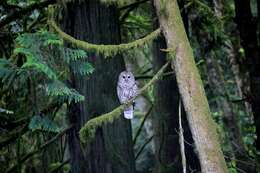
<box><xmin>29</xmin><ymin>115</ymin><xmax>61</xmax><ymax>133</ymax></box>
<box><xmin>45</xmin><ymin>80</ymin><xmax>85</xmax><ymax>104</ymax></box>
<box><xmin>70</xmin><ymin>61</ymin><xmax>94</xmax><ymax>75</ymax></box>
<box><xmin>63</xmin><ymin>48</ymin><xmax>87</xmax><ymax>63</ymax></box>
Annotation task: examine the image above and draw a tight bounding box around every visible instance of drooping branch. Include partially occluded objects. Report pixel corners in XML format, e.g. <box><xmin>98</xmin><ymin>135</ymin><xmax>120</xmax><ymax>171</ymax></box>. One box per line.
<box><xmin>48</xmin><ymin>20</ymin><xmax>161</xmax><ymax>57</ymax></box>
<box><xmin>79</xmin><ymin>61</ymin><xmax>170</xmax><ymax>144</ymax></box>
<box><xmin>0</xmin><ymin>0</ymin><xmax>57</xmax><ymax>28</ymax></box>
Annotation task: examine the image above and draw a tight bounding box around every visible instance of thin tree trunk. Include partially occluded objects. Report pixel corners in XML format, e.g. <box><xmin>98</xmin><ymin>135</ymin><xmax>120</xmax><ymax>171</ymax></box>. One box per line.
<box><xmin>153</xmin><ymin>0</ymin><xmax>228</xmax><ymax>172</ymax></box>
<box><xmin>62</xmin><ymin>1</ymin><xmax>135</xmax><ymax>173</ymax></box>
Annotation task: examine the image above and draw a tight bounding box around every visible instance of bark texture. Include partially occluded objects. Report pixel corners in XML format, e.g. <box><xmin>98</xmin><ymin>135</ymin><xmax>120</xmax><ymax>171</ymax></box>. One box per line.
<box><xmin>153</xmin><ymin>0</ymin><xmax>228</xmax><ymax>172</ymax></box>
<box><xmin>63</xmin><ymin>1</ymin><xmax>135</xmax><ymax>173</ymax></box>
<box><xmin>152</xmin><ymin>9</ymin><xmax>200</xmax><ymax>173</ymax></box>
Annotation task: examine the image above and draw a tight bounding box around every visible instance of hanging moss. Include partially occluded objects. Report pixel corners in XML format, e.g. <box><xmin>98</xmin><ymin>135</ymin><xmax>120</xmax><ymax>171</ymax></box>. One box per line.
<box><xmin>48</xmin><ymin>20</ymin><xmax>161</xmax><ymax>57</ymax></box>
<box><xmin>79</xmin><ymin>62</ymin><xmax>170</xmax><ymax>144</ymax></box>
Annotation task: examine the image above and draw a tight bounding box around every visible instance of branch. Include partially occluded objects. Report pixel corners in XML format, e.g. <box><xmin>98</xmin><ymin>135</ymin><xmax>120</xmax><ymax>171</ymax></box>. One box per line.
<box><xmin>49</xmin><ymin>159</ymin><xmax>70</xmax><ymax>173</ymax></box>
<box><xmin>135</xmin><ymin>71</ymin><xmax>174</xmax><ymax>80</ymax></box>
<box><xmin>0</xmin><ymin>124</ymin><xmax>28</xmax><ymax>149</ymax></box>
<box><xmin>178</xmin><ymin>100</ymin><xmax>186</xmax><ymax>173</ymax></box>
<box><xmin>48</xmin><ymin>20</ymin><xmax>161</xmax><ymax>57</ymax></box>
<box><xmin>0</xmin><ymin>0</ymin><xmax>57</xmax><ymax>28</ymax></box>
<box><xmin>7</xmin><ymin>125</ymin><xmax>73</xmax><ymax>173</ymax></box>
<box><xmin>133</xmin><ymin>106</ymin><xmax>153</xmax><ymax>145</ymax></box>
<box><xmin>135</xmin><ymin>135</ymin><xmax>153</xmax><ymax>160</ymax></box>
<box><xmin>79</xmin><ymin>61</ymin><xmax>170</xmax><ymax>144</ymax></box>
<box><xmin>119</xmin><ymin>0</ymin><xmax>149</xmax><ymax>10</ymax></box>
<box><xmin>120</xmin><ymin>0</ymin><xmax>150</xmax><ymax>22</ymax></box>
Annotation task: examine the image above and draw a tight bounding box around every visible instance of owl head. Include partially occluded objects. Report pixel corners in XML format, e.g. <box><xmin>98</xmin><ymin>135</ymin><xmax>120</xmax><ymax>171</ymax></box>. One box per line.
<box><xmin>118</xmin><ymin>71</ymin><xmax>135</xmax><ymax>88</ymax></box>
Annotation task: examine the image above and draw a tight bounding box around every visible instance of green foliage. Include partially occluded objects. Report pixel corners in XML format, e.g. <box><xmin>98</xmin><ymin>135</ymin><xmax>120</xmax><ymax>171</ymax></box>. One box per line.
<box><xmin>29</xmin><ymin>115</ymin><xmax>62</xmax><ymax>133</ymax></box>
<box><xmin>11</xmin><ymin>30</ymin><xmax>94</xmax><ymax>104</ymax></box>
<box><xmin>46</xmin><ymin>80</ymin><xmax>84</xmax><ymax>104</ymax></box>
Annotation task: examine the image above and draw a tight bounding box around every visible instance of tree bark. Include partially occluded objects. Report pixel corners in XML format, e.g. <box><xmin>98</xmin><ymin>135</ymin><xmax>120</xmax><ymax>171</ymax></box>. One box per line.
<box><xmin>153</xmin><ymin>0</ymin><xmax>228</xmax><ymax>172</ymax></box>
<box><xmin>152</xmin><ymin>7</ymin><xmax>200</xmax><ymax>173</ymax></box>
<box><xmin>62</xmin><ymin>1</ymin><xmax>135</xmax><ymax>173</ymax></box>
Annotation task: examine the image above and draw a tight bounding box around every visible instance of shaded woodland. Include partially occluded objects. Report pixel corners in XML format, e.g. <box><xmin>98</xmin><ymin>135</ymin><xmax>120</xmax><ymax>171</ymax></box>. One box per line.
<box><xmin>0</xmin><ymin>0</ymin><xmax>259</xmax><ymax>173</ymax></box>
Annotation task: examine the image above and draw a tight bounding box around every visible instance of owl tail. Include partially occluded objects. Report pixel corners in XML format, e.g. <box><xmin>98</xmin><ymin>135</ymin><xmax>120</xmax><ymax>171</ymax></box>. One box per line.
<box><xmin>124</xmin><ymin>105</ymin><xmax>133</xmax><ymax>119</ymax></box>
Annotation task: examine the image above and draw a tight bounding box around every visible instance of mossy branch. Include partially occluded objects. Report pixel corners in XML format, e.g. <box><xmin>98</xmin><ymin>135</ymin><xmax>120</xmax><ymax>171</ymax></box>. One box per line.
<box><xmin>79</xmin><ymin>61</ymin><xmax>170</xmax><ymax>144</ymax></box>
<box><xmin>48</xmin><ymin>20</ymin><xmax>161</xmax><ymax>57</ymax></box>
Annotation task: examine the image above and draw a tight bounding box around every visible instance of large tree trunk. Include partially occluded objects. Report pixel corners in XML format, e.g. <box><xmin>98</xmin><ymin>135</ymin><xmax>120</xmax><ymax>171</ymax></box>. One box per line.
<box><xmin>153</xmin><ymin>0</ymin><xmax>228</xmax><ymax>172</ymax></box>
<box><xmin>152</xmin><ymin>34</ymin><xmax>200</xmax><ymax>173</ymax></box>
<box><xmin>62</xmin><ymin>1</ymin><xmax>135</xmax><ymax>173</ymax></box>
<box><xmin>152</xmin><ymin>7</ymin><xmax>200</xmax><ymax>173</ymax></box>
<box><xmin>234</xmin><ymin>0</ymin><xmax>260</xmax><ymax>151</ymax></box>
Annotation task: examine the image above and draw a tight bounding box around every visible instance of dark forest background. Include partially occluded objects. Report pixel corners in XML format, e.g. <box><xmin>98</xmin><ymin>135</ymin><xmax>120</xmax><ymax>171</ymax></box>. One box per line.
<box><xmin>0</xmin><ymin>0</ymin><xmax>260</xmax><ymax>173</ymax></box>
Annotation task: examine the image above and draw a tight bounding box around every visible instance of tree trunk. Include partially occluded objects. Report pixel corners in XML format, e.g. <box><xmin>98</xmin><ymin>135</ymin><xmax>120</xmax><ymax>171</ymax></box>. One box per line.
<box><xmin>234</xmin><ymin>0</ymin><xmax>260</xmax><ymax>151</ymax></box>
<box><xmin>153</xmin><ymin>0</ymin><xmax>228</xmax><ymax>172</ymax></box>
<box><xmin>62</xmin><ymin>1</ymin><xmax>135</xmax><ymax>173</ymax></box>
<box><xmin>152</xmin><ymin>7</ymin><xmax>200</xmax><ymax>173</ymax></box>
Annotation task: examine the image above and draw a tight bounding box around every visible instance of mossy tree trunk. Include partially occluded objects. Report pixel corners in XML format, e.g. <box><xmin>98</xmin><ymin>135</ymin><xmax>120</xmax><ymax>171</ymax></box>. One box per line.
<box><xmin>152</xmin><ymin>8</ymin><xmax>200</xmax><ymax>173</ymax></box>
<box><xmin>153</xmin><ymin>0</ymin><xmax>228</xmax><ymax>172</ymax></box>
<box><xmin>62</xmin><ymin>1</ymin><xmax>135</xmax><ymax>173</ymax></box>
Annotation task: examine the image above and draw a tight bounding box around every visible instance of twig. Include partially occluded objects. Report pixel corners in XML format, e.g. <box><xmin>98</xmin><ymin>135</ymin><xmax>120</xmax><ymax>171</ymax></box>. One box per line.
<box><xmin>49</xmin><ymin>159</ymin><xmax>70</xmax><ymax>173</ymax></box>
<box><xmin>179</xmin><ymin>99</ymin><xmax>186</xmax><ymax>173</ymax></box>
<box><xmin>135</xmin><ymin>135</ymin><xmax>154</xmax><ymax>160</ymax></box>
<box><xmin>120</xmin><ymin>0</ymin><xmax>150</xmax><ymax>22</ymax></box>
<box><xmin>133</xmin><ymin>106</ymin><xmax>153</xmax><ymax>145</ymax></box>
<box><xmin>135</xmin><ymin>71</ymin><xmax>174</xmax><ymax>80</ymax></box>
<box><xmin>119</xmin><ymin>0</ymin><xmax>149</xmax><ymax>10</ymax></box>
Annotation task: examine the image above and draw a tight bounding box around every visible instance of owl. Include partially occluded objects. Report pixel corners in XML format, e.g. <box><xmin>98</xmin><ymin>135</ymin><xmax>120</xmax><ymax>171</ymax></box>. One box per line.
<box><xmin>117</xmin><ymin>71</ymin><xmax>138</xmax><ymax>119</ymax></box>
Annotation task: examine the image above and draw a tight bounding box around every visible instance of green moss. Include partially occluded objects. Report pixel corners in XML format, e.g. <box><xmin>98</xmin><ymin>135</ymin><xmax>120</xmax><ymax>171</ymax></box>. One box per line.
<box><xmin>48</xmin><ymin>20</ymin><xmax>161</xmax><ymax>57</ymax></box>
<box><xmin>79</xmin><ymin>106</ymin><xmax>124</xmax><ymax>144</ymax></box>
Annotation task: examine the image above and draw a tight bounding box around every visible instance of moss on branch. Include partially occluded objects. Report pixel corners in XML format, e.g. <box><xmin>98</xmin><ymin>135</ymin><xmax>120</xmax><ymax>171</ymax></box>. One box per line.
<box><xmin>79</xmin><ymin>62</ymin><xmax>170</xmax><ymax>144</ymax></box>
<box><xmin>48</xmin><ymin>20</ymin><xmax>161</xmax><ymax>57</ymax></box>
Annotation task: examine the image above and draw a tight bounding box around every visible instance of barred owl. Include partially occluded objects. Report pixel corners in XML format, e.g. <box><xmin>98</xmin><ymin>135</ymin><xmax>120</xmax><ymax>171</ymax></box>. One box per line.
<box><xmin>117</xmin><ymin>71</ymin><xmax>138</xmax><ymax>119</ymax></box>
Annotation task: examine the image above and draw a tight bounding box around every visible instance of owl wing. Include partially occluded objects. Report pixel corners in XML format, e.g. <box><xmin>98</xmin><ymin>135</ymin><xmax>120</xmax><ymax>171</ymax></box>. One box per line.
<box><xmin>130</xmin><ymin>83</ymin><xmax>138</xmax><ymax>98</ymax></box>
<box><xmin>117</xmin><ymin>85</ymin><xmax>128</xmax><ymax>103</ymax></box>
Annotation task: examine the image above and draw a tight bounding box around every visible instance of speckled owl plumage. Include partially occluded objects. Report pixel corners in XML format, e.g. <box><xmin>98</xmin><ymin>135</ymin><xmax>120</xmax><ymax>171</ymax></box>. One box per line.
<box><xmin>117</xmin><ymin>71</ymin><xmax>138</xmax><ymax>119</ymax></box>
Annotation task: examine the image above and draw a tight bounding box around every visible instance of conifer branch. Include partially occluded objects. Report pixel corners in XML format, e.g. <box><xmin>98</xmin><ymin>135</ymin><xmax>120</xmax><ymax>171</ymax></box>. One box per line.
<box><xmin>79</xmin><ymin>61</ymin><xmax>170</xmax><ymax>144</ymax></box>
<box><xmin>48</xmin><ymin>20</ymin><xmax>161</xmax><ymax>57</ymax></box>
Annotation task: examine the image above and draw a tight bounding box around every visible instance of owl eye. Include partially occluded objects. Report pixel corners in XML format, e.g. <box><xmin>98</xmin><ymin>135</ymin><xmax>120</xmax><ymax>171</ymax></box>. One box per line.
<box><xmin>122</xmin><ymin>76</ymin><xmax>125</xmax><ymax>79</ymax></box>
<box><xmin>127</xmin><ymin>75</ymin><xmax>130</xmax><ymax>78</ymax></box>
